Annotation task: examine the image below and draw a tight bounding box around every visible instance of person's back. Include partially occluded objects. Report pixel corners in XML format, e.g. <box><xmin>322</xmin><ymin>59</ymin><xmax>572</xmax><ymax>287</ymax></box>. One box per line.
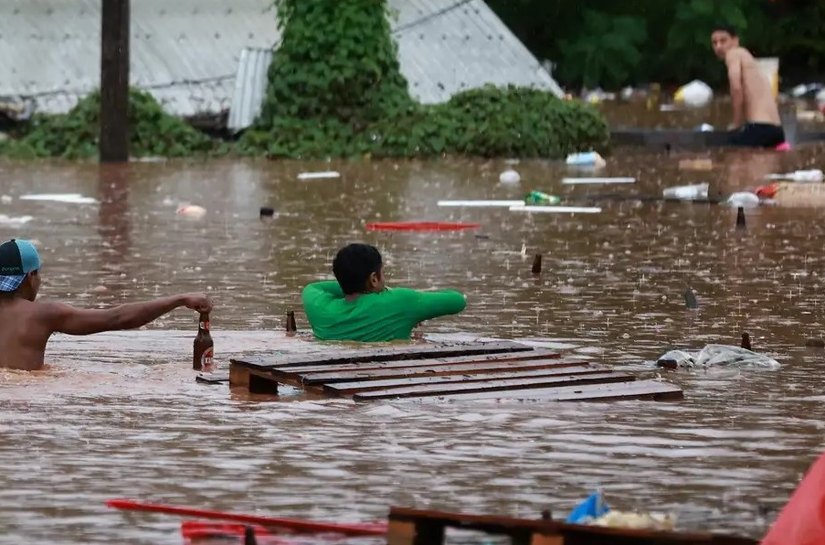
<box><xmin>0</xmin><ymin>238</ymin><xmax>212</xmax><ymax>370</ymax></box>
<box><xmin>302</xmin><ymin>243</ymin><xmax>466</xmax><ymax>342</ymax></box>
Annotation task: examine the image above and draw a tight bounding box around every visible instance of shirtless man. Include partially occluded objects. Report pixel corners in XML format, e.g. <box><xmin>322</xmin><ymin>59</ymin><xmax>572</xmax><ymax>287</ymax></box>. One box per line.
<box><xmin>711</xmin><ymin>24</ymin><xmax>785</xmax><ymax>148</ymax></box>
<box><xmin>0</xmin><ymin>238</ymin><xmax>212</xmax><ymax>371</ymax></box>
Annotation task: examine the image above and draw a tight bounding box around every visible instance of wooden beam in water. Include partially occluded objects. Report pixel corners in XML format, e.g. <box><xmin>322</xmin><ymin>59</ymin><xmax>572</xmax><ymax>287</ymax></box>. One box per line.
<box><xmin>324</xmin><ymin>366</ymin><xmax>606</xmax><ymax>396</ymax></box>
<box><xmin>230</xmin><ymin>341</ymin><xmax>533</xmax><ymax>370</ymax></box>
<box><xmin>388</xmin><ymin>507</ymin><xmax>757</xmax><ymax>545</ymax></box>
<box><xmin>271</xmin><ymin>349</ymin><xmax>561</xmax><ymax>375</ymax></box>
<box><xmin>229</xmin><ymin>362</ymin><xmax>251</xmax><ymax>388</ymax></box>
<box><xmin>352</xmin><ymin>372</ymin><xmax>632</xmax><ymax>401</ymax></box>
<box><xmin>289</xmin><ymin>358</ymin><xmax>590</xmax><ymax>385</ymax></box>
<box><xmin>420</xmin><ymin>380</ymin><xmax>684</xmax><ymax>403</ymax></box>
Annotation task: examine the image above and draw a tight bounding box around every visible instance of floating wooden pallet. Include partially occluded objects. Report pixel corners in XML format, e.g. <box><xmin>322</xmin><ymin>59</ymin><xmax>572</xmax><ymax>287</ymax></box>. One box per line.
<box><xmin>228</xmin><ymin>342</ymin><xmax>683</xmax><ymax>402</ymax></box>
<box><xmin>388</xmin><ymin>507</ymin><xmax>757</xmax><ymax>545</ymax></box>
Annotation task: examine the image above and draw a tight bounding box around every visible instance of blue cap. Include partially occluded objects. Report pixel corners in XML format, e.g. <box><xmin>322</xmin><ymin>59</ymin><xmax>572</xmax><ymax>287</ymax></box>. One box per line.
<box><xmin>0</xmin><ymin>239</ymin><xmax>41</xmax><ymax>292</ymax></box>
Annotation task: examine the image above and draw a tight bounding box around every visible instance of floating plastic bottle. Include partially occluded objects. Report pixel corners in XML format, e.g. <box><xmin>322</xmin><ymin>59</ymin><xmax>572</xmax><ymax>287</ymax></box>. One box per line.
<box><xmin>662</xmin><ymin>182</ymin><xmax>709</xmax><ymax>201</ymax></box>
<box><xmin>524</xmin><ymin>191</ymin><xmax>561</xmax><ymax>205</ymax></box>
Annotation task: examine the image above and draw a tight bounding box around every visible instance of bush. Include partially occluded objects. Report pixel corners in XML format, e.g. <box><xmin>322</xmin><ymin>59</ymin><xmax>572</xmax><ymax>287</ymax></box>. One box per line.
<box><xmin>0</xmin><ymin>89</ymin><xmax>214</xmax><ymax>159</ymax></box>
<box><xmin>366</xmin><ymin>86</ymin><xmax>609</xmax><ymax>159</ymax></box>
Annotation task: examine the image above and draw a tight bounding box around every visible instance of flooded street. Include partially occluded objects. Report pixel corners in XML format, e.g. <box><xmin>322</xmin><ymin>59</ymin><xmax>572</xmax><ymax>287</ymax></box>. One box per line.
<box><xmin>2</xmin><ymin>147</ymin><xmax>825</xmax><ymax>543</ymax></box>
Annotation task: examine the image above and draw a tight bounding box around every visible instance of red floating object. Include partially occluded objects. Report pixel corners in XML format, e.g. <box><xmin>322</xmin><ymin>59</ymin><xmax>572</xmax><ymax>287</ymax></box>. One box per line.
<box><xmin>366</xmin><ymin>221</ymin><xmax>481</xmax><ymax>231</ymax></box>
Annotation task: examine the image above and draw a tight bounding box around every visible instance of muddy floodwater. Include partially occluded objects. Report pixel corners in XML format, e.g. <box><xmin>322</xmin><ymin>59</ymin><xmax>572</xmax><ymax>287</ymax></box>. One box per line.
<box><xmin>2</xmin><ymin>145</ymin><xmax>825</xmax><ymax>544</ymax></box>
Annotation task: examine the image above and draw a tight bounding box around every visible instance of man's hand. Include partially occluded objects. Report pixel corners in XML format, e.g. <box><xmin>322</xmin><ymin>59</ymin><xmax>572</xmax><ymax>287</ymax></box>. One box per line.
<box><xmin>181</xmin><ymin>293</ymin><xmax>212</xmax><ymax>313</ymax></box>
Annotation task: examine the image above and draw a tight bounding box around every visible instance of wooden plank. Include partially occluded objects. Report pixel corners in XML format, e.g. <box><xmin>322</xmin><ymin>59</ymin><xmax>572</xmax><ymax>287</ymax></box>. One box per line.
<box><xmin>422</xmin><ymin>380</ymin><xmax>684</xmax><ymax>402</ymax></box>
<box><xmin>287</xmin><ymin>358</ymin><xmax>590</xmax><ymax>386</ymax></box>
<box><xmin>530</xmin><ymin>536</ymin><xmax>563</xmax><ymax>545</ymax></box>
<box><xmin>324</xmin><ymin>366</ymin><xmax>606</xmax><ymax>396</ymax></box>
<box><xmin>230</xmin><ymin>341</ymin><xmax>533</xmax><ymax>370</ymax></box>
<box><xmin>352</xmin><ymin>372</ymin><xmax>632</xmax><ymax>401</ymax></box>
<box><xmin>387</xmin><ymin>520</ymin><xmax>418</xmax><ymax>545</ymax></box>
<box><xmin>229</xmin><ymin>362</ymin><xmax>251</xmax><ymax>388</ymax></box>
<box><xmin>388</xmin><ymin>507</ymin><xmax>756</xmax><ymax>545</ymax></box>
<box><xmin>272</xmin><ymin>349</ymin><xmax>562</xmax><ymax>375</ymax></box>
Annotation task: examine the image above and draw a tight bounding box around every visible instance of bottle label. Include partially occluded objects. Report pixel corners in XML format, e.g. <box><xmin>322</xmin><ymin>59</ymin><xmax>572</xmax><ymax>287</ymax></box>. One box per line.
<box><xmin>199</xmin><ymin>321</ymin><xmax>210</xmax><ymax>331</ymax></box>
<box><xmin>201</xmin><ymin>347</ymin><xmax>214</xmax><ymax>368</ymax></box>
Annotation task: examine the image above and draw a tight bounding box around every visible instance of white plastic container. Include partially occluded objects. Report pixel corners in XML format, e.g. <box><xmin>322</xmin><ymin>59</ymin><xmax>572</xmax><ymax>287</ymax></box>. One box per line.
<box><xmin>662</xmin><ymin>182</ymin><xmax>709</xmax><ymax>201</ymax></box>
<box><xmin>566</xmin><ymin>151</ymin><xmax>606</xmax><ymax>168</ymax></box>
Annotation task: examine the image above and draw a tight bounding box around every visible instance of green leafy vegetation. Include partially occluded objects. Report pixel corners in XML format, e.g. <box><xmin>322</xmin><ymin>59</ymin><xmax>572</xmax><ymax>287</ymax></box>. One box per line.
<box><xmin>0</xmin><ymin>89</ymin><xmax>215</xmax><ymax>159</ymax></box>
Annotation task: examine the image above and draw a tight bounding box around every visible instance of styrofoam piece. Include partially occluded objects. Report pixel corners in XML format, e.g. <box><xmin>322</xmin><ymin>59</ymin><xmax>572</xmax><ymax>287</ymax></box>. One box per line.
<box><xmin>438</xmin><ymin>200</ymin><xmax>525</xmax><ymax>208</ymax></box>
<box><xmin>561</xmin><ymin>177</ymin><xmax>636</xmax><ymax>185</ymax></box>
<box><xmin>176</xmin><ymin>205</ymin><xmax>207</xmax><ymax>219</ymax></box>
<box><xmin>19</xmin><ymin>193</ymin><xmax>98</xmax><ymax>204</ymax></box>
<box><xmin>767</xmin><ymin>169</ymin><xmax>824</xmax><ymax>183</ymax></box>
<box><xmin>510</xmin><ymin>205</ymin><xmax>602</xmax><ymax>214</ymax></box>
<box><xmin>0</xmin><ymin>214</ymin><xmax>33</xmax><ymax>226</ymax></box>
<box><xmin>297</xmin><ymin>171</ymin><xmax>341</xmax><ymax>180</ymax></box>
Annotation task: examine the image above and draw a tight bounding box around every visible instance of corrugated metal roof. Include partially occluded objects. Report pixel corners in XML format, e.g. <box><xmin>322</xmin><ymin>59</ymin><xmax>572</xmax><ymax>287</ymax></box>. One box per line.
<box><xmin>1</xmin><ymin>0</ymin><xmax>561</xmax><ymax>126</ymax></box>
<box><xmin>392</xmin><ymin>0</ymin><xmax>563</xmax><ymax>103</ymax></box>
<box><xmin>227</xmin><ymin>49</ymin><xmax>272</xmax><ymax>133</ymax></box>
<box><xmin>0</xmin><ymin>0</ymin><xmax>278</xmax><ymax>117</ymax></box>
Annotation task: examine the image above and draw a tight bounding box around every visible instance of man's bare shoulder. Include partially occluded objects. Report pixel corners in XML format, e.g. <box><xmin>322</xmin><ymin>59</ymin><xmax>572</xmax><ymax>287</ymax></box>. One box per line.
<box><xmin>726</xmin><ymin>46</ymin><xmax>754</xmax><ymax>63</ymax></box>
<box><xmin>31</xmin><ymin>300</ymin><xmax>77</xmax><ymax>321</ymax></box>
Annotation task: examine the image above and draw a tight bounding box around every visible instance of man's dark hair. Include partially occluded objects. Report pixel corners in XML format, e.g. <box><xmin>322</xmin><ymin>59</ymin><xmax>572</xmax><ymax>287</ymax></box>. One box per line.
<box><xmin>712</xmin><ymin>23</ymin><xmax>738</xmax><ymax>37</ymax></box>
<box><xmin>332</xmin><ymin>243</ymin><xmax>382</xmax><ymax>295</ymax></box>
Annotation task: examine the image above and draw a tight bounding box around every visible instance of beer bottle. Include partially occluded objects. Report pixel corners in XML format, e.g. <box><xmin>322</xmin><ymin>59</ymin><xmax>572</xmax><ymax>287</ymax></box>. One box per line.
<box><xmin>193</xmin><ymin>312</ymin><xmax>214</xmax><ymax>371</ymax></box>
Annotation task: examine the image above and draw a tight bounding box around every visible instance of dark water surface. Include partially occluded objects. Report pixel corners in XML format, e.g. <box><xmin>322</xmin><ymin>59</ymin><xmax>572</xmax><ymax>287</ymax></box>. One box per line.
<box><xmin>2</xmin><ymin>146</ymin><xmax>825</xmax><ymax>544</ymax></box>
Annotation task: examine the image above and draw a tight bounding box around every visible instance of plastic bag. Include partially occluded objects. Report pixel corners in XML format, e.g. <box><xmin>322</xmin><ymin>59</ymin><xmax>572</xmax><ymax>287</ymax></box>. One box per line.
<box><xmin>657</xmin><ymin>345</ymin><xmax>780</xmax><ymax>369</ymax></box>
<box><xmin>566</xmin><ymin>491</ymin><xmax>609</xmax><ymax>524</ymax></box>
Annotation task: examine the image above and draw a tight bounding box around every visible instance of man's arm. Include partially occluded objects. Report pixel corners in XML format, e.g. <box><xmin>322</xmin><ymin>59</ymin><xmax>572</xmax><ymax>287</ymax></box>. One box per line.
<box><xmin>410</xmin><ymin>289</ymin><xmax>467</xmax><ymax>323</ymax></box>
<box><xmin>41</xmin><ymin>293</ymin><xmax>212</xmax><ymax>336</ymax></box>
<box><xmin>726</xmin><ymin>50</ymin><xmax>745</xmax><ymax>128</ymax></box>
<box><xmin>302</xmin><ymin>281</ymin><xmax>344</xmax><ymax>299</ymax></box>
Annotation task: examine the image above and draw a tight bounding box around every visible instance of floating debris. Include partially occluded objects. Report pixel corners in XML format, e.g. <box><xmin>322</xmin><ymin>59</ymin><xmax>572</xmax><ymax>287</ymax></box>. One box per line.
<box><xmin>437</xmin><ymin>200</ymin><xmax>525</xmax><ymax>208</ymax></box>
<box><xmin>19</xmin><ymin>193</ymin><xmax>97</xmax><ymax>204</ymax></box>
<box><xmin>561</xmin><ymin>177</ymin><xmax>636</xmax><ymax>185</ymax></box>
<box><xmin>176</xmin><ymin>205</ymin><xmax>207</xmax><ymax>219</ymax></box>
<box><xmin>510</xmin><ymin>205</ymin><xmax>602</xmax><ymax>214</ymax></box>
<box><xmin>566</xmin><ymin>151</ymin><xmax>606</xmax><ymax>168</ymax></box>
<box><xmin>683</xmin><ymin>288</ymin><xmax>699</xmax><ymax>309</ymax></box>
<box><xmin>0</xmin><ymin>214</ymin><xmax>33</xmax><ymax>226</ymax></box>
<box><xmin>297</xmin><ymin>171</ymin><xmax>341</xmax><ymax>181</ymax></box>
<box><xmin>499</xmin><ymin>169</ymin><xmax>521</xmax><ymax>184</ymax></box>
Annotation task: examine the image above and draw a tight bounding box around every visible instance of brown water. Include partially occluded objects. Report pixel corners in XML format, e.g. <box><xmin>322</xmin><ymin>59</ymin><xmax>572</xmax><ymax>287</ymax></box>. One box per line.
<box><xmin>2</xmin><ymin>147</ymin><xmax>825</xmax><ymax>544</ymax></box>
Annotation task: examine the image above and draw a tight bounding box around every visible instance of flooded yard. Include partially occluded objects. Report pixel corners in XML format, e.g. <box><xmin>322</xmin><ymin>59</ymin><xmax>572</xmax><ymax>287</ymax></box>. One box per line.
<box><xmin>2</xmin><ymin>145</ymin><xmax>825</xmax><ymax>543</ymax></box>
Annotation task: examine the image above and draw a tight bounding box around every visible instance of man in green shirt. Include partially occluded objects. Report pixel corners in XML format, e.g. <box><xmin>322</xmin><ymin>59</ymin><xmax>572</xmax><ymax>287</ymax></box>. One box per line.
<box><xmin>302</xmin><ymin>243</ymin><xmax>466</xmax><ymax>342</ymax></box>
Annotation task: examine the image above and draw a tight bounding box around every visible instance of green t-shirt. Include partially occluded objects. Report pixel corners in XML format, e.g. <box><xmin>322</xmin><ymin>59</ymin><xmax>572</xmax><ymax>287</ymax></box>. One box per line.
<box><xmin>302</xmin><ymin>281</ymin><xmax>467</xmax><ymax>342</ymax></box>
